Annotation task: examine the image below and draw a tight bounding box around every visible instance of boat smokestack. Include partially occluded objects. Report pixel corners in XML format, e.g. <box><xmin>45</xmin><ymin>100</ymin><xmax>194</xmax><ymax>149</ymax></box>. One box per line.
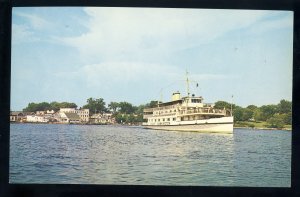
<box><xmin>172</xmin><ymin>92</ymin><xmax>181</xmax><ymax>101</ymax></box>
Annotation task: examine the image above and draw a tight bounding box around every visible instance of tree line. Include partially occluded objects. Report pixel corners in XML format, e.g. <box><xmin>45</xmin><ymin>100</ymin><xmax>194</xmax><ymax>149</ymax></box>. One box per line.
<box><xmin>22</xmin><ymin>98</ymin><xmax>291</xmax><ymax>127</ymax></box>
<box><xmin>22</xmin><ymin>98</ymin><xmax>159</xmax><ymax>124</ymax></box>
<box><xmin>23</xmin><ymin>102</ymin><xmax>77</xmax><ymax>112</ymax></box>
<box><xmin>214</xmin><ymin>99</ymin><xmax>292</xmax><ymax>128</ymax></box>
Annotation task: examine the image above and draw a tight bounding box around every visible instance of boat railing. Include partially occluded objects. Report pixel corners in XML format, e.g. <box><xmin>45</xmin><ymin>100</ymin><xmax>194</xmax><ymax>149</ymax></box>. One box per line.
<box><xmin>143</xmin><ymin>105</ymin><xmax>179</xmax><ymax>112</ymax></box>
<box><xmin>180</xmin><ymin>108</ymin><xmax>226</xmax><ymax>115</ymax></box>
<box><xmin>143</xmin><ymin>114</ymin><xmax>154</xmax><ymax>119</ymax></box>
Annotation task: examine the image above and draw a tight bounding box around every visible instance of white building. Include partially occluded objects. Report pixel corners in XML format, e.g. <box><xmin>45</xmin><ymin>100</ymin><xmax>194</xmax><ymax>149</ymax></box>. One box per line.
<box><xmin>46</xmin><ymin>110</ymin><xmax>55</xmax><ymax>114</ymax></box>
<box><xmin>10</xmin><ymin>111</ymin><xmax>24</xmax><ymax>122</ymax></box>
<box><xmin>59</xmin><ymin>108</ymin><xmax>90</xmax><ymax>123</ymax></box>
<box><xmin>60</xmin><ymin>108</ymin><xmax>76</xmax><ymax>113</ymax></box>
<box><xmin>26</xmin><ymin>115</ymin><xmax>49</xmax><ymax>123</ymax></box>
<box><xmin>59</xmin><ymin>112</ymin><xmax>81</xmax><ymax>124</ymax></box>
<box><xmin>76</xmin><ymin>109</ymin><xmax>89</xmax><ymax>122</ymax></box>
<box><xmin>36</xmin><ymin>111</ymin><xmax>45</xmax><ymax>116</ymax></box>
<box><xmin>90</xmin><ymin>113</ymin><xmax>115</xmax><ymax>124</ymax></box>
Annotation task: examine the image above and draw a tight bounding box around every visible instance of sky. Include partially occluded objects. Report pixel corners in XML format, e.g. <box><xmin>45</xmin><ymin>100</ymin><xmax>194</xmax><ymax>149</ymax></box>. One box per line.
<box><xmin>11</xmin><ymin>7</ymin><xmax>293</xmax><ymax>111</ymax></box>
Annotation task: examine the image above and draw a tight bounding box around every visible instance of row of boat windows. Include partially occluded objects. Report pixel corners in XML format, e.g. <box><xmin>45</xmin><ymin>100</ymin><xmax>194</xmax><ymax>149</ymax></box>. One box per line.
<box><xmin>76</xmin><ymin>115</ymin><xmax>89</xmax><ymax>117</ymax></box>
<box><xmin>150</xmin><ymin>118</ymin><xmax>176</xmax><ymax>122</ymax></box>
<box><xmin>154</xmin><ymin>109</ymin><xmax>177</xmax><ymax>115</ymax></box>
<box><xmin>191</xmin><ymin>99</ymin><xmax>202</xmax><ymax>103</ymax></box>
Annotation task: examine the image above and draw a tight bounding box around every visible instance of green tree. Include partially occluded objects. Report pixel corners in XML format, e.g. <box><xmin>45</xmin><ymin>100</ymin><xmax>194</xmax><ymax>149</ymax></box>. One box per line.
<box><xmin>83</xmin><ymin>98</ymin><xmax>107</xmax><ymax>114</ymax></box>
<box><xmin>135</xmin><ymin>104</ymin><xmax>146</xmax><ymax>114</ymax></box>
<box><xmin>147</xmin><ymin>101</ymin><xmax>160</xmax><ymax>108</ymax></box>
<box><xmin>260</xmin><ymin>105</ymin><xmax>277</xmax><ymax>121</ymax></box>
<box><xmin>118</xmin><ymin>102</ymin><xmax>135</xmax><ymax>114</ymax></box>
<box><xmin>214</xmin><ymin>101</ymin><xmax>231</xmax><ymax>109</ymax></box>
<box><xmin>23</xmin><ymin>103</ymin><xmax>38</xmax><ymax>112</ymax></box>
<box><xmin>253</xmin><ymin>108</ymin><xmax>263</xmax><ymax>122</ymax></box>
<box><xmin>60</xmin><ymin>102</ymin><xmax>77</xmax><ymax>109</ymax></box>
<box><xmin>266</xmin><ymin>114</ymin><xmax>285</xmax><ymax>128</ymax></box>
<box><xmin>135</xmin><ymin>114</ymin><xmax>144</xmax><ymax>122</ymax></box>
<box><xmin>115</xmin><ymin>113</ymin><xmax>126</xmax><ymax>124</ymax></box>
<box><xmin>242</xmin><ymin>108</ymin><xmax>254</xmax><ymax>121</ymax></box>
<box><xmin>23</xmin><ymin>102</ymin><xmax>51</xmax><ymax>112</ymax></box>
<box><xmin>246</xmin><ymin>105</ymin><xmax>258</xmax><ymax>111</ymax></box>
<box><xmin>108</xmin><ymin>102</ymin><xmax>119</xmax><ymax>113</ymax></box>
<box><xmin>283</xmin><ymin>112</ymin><xmax>292</xmax><ymax>125</ymax></box>
<box><xmin>233</xmin><ymin>106</ymin><xmax>244</xmax><ymax>122</ymax></box>
<box><xmin>277</xmin><ymin>99</ymin><xmax>292</xmax><ymax>114</ymax></box>
<box><xmin>127</xmin><ymin>114</ymin><xmax>136</xmax><ymax>123</ymax></box>
<box><xmin>50</xmin><ymin>101</ymin><xmax>77</xmax><ymax>111</ymax></box>
<box><xmin>50</xmin><ymin>102</ymin><xmax>61</xmax><ymax>111</ymax></box>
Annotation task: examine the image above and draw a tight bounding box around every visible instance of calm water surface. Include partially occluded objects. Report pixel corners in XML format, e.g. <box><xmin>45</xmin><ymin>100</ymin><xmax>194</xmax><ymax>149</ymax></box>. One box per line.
<box><xmin>9</xmin><ymin>124</ymin><xmax>291</xmax><ymax>186</ymax></box>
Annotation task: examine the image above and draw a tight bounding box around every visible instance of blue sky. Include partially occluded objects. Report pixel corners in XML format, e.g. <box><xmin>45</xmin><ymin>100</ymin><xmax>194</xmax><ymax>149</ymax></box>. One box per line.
<box><xmin>11</xmin><ymin>7</ymin><xmax>293</xmax><ymax>111</ymax></box>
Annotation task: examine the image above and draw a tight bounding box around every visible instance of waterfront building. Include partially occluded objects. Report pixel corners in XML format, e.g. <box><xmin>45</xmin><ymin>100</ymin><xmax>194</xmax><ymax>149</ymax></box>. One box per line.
<box><xmin>90</xmin><ymin>113</ymin><xmax>115</xmax><ymax>124</ymax></box>
<box><xmin>46</xmin><ymin>110</ymin><xmax>55</xmax><ymax>114</ymax></box>
<box><xmin>59</xmin><ymin>108</ymin><xmax>89</xmax><ymax>123</ymax></box>
<box><xmin>76</xmin><ymin>109</ymin><xmax>89</xmax><ymax>122</ymax></box>
<box><xmin>10</xmin><ymin>111</ymin><xmax>24</xmax><ymax>122</ymax></box>
<box><xmin>59</xmin><ymin>112</ymin><xmax>81</xmax><ymax>124</ymax></box>
<box><xmin>26</xmin><ymin>115</ymin><xmax>49</xmax><ymax>123</ymax></box>
<box><xmin>36</xmin><ymin>111</ymin><xmax>45</xmax><ymax>116</ymax></box>
<box><xmin>60</xmin><ymin>108</ymin><xmax>76</xmax><ymax>113</ymax></box>
<box><xmin>10</xmin><ymin>111</ymin><xmax>35</xmax><ymax>122</ymax></box>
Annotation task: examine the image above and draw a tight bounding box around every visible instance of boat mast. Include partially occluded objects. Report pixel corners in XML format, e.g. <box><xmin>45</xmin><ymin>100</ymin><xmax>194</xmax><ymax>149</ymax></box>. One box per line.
<box><xmin>185</xmin><ymin>70</ymin><xmax>190</xmax><ymax>110</ymax></box>
<box><xmin>186</xmin><ymin>70</ymin><xmax>190</xmax><ymax>97</ymax></box>
<box><xmin>231</xmin><ymin>95</ymin><xmax>233</xmax><ymax>116</ymax></box>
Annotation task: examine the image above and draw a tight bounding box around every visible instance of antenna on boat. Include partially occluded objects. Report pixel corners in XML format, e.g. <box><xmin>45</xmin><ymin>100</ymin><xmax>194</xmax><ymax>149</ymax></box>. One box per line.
<box><xmin>160</xmin><ymin>90</ymin><xmax>163</xmax><ymax>106</ymax></box>
<box><xmin>231</xmin><ymin>95</ymin><xmax>233</xmax><ymax>116</ymax></box>
<box><xmin>186</xmin><ymin>70</ymin><xmax>190</xmax><ymax>97</ymax></box>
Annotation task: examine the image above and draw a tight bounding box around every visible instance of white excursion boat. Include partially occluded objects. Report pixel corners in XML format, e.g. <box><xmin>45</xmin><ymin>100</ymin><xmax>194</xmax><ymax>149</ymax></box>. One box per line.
<box><xmin>142</xmin><ymin>73</ymin><xmax>234</xmax><ymax>134</ymax></box>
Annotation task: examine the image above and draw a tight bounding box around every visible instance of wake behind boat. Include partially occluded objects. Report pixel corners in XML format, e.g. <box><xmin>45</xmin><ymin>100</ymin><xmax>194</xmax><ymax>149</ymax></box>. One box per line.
<box><xmin>142</xmin><ymin>73</ymin><xmax>234</xmax><ymax>134</ymax></box>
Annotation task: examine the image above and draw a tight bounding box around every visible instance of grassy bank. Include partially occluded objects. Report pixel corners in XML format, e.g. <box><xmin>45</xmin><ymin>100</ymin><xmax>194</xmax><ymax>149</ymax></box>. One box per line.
<box><xmin>234</xmin><ymin>121</ymin><xmax>291</xmax><ymax>131</ymax></box>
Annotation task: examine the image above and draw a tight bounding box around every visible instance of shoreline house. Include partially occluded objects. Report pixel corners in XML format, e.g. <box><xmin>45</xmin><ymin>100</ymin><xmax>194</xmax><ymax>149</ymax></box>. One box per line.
<box><xmin>26</xmin><ymin>115</ymin><xmax>49</xmax><ymax>123</ymax></box>
<box><xmin>59</xmin><ymin>112</ymin><xmax>81</xmax><ymax>124</ymax></box>
<box><xmin>36</xmin><ymin>111</ymin><xmax>45</xmax><ymax>116</ymax></box>
<box><xmin>10</xmin><ymin>111</ymin><xmax>24</xmax><ymax>122</ymax></box>
<box><xmin>76</xmin><ymin>109</ymin><xmax>89</xmax><ymax>122</ymax></box>
<box><xmin>90</xmin><ymin>113</ymin><xmax>115</xmax><ymax>124</ymax></box>
<box><xmin>59</xmin><ymin>108</ymin><xmax>89</xmax><ymax>123</ymax></box>
<box><xmin>10</xmin><ymin>111</ymin><xmax>36</xmax><ymax>122</ymax></box>
<box><xmin>46</xmin><ymin>110</ymin><xmax>55</xmax><ymax>114</ymax></box>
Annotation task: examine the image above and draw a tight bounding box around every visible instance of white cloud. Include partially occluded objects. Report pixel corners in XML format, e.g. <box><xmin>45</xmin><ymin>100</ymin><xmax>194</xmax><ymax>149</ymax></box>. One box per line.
<box><xmin>12</xmin><ymin>24</ymin><xmax>39</xmax><ymax>44</ymax></box>
<box><xmin>10</xmin><ymin>8</ymin><xmax>293</xmax><ymax>109</ymax></box>
<box><xmin>60</xmin><ymin>8</ymin><xmax>273</xmax><ymax>60</ymax></box>
<box><xmin>56</xmin><ymin>8</ymin><xmax>284</xmax><ymax>90</ymax></box>
<box><xmin>190</xmin><ymin>73</ymin><xmax>236</xmax><ymax>80</ymax></box>
<box><xmin>248</xmin><ymin>13</ymin><xmax>293</xmax><ymax>35</ymax></box>
<box><xmin>54</xmin><ymin>61</ymin><xmax>181</xmax><ymax>88</ymax></box>
<box><xmin>53</xmin><ymin>60</ymin><xmax>234</xmax><ymax>92</ymax></box>
<box><xmin>12</xmin><ymin>11</ymin><xmax>55</xmax><ymax>44</ymax></box>
<box><xmin>14</xmin><ymin>12</ymin><xmax>52</xmax><ymax>30</ymax></box>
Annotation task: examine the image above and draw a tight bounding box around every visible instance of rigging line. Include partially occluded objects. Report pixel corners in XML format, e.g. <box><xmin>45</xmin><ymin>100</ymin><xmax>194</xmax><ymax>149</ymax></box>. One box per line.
<box><xmin>156</xmin><ymin>80</ymin><xmax>200</xmax><ymax>96</ymax></box>
<box><xmin>156</xmin><ymin>80</ymin><xmax>183</xmax><ymax>95</ymax></box>
<box><xmin>155</xmin><ymin>76</ymin><xmax>200</xmax><ymax>102</ymax></box>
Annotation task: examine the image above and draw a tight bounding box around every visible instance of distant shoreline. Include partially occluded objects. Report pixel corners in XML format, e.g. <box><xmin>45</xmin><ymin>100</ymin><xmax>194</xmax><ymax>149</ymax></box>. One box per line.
<box><xmin>234</xmin><ymin>126</ymin><xmax>292</xmax><ymax>131</ymax></box>
<box><xmin>10</xmin><ymin>122</ymin><xmax>291</xmax><ymax>131</ymax></box>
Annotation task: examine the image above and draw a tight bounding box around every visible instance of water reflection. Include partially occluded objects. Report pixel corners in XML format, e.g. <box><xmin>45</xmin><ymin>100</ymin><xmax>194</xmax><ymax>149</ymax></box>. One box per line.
<box><xmin>9</xmin><ymin>124</ymin><xmax>290</xmax><ymax>186</ymax></box>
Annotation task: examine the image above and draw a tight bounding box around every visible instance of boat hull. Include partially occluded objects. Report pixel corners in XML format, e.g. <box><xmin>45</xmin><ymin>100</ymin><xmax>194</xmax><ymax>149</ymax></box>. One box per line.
<box><xmin>143</xmin><ymin>117</ymin><xmax>233</xmax><ymax>134</ymax></box>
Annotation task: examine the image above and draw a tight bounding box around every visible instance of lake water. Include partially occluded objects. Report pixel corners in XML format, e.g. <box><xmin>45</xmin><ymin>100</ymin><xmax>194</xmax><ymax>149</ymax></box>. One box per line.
<box><xmin>9</xmin><ymin>124</ymin><xmax>291</xmax><ymax>187</ymax></box>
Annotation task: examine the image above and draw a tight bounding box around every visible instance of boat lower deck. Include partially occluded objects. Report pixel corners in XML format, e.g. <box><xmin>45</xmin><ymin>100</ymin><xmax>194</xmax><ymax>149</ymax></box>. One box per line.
<box><xmin>143</xmin><ymin>116</ymin><xmax>234</xmax><ymax>134</ymax></box>
<box><xmin>144</xmin><ymin>122</ymin><xmax>233</xmax><ymax>134</ymax></box>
